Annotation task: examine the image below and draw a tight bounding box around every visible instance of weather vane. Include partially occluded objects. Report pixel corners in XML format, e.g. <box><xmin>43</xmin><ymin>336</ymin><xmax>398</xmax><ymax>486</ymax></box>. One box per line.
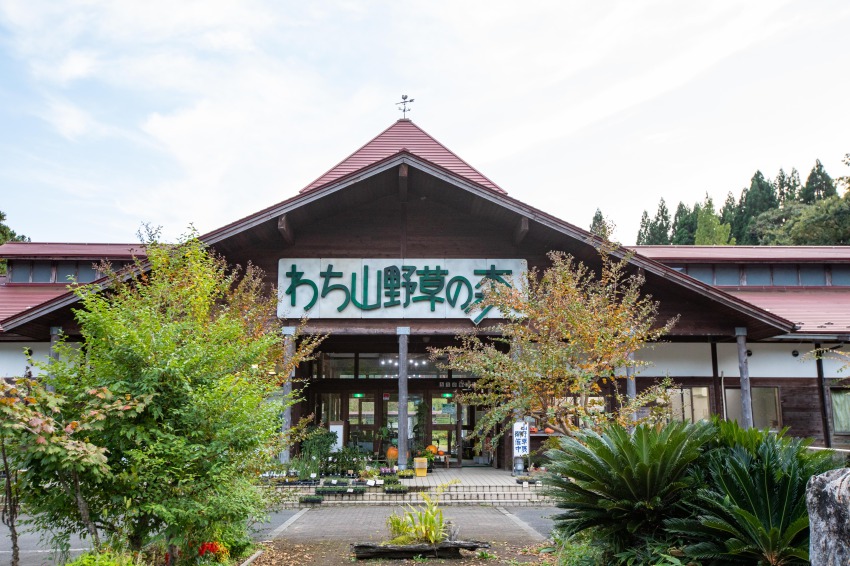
<box><xmin>396</xmin><ymin>94</ymin><xmax>414</xmax><ymax>117</ymax></box>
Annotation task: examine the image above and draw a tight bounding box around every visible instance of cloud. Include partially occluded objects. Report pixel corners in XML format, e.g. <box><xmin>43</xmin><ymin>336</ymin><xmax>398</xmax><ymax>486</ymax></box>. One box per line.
<box><xmin>40</xmin><ymin>97</ymin><xmax>95</xmax><ymax>139</ymax></box>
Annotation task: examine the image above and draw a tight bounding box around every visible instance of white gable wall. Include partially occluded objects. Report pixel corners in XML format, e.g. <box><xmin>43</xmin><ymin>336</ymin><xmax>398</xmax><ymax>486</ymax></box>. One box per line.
<box><xmin>0</xmin><ymin>342</ymin><xmax>51</xmax><ymax>377</ymax></box>
<box><xmin>635</xmin><ymin>342</ymin><xmax>713</xmax><ymax>377</ymax></box>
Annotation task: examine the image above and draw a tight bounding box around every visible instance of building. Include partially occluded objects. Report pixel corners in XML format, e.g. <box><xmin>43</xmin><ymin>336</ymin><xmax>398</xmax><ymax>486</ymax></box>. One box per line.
<box><xmin>1</xmin><ymin>119</ymin><xmax>848</xmax><ymax>469</ymax></box>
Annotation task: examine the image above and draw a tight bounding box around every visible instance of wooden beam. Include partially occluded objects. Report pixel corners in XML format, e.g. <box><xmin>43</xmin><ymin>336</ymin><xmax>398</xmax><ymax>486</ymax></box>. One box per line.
<box><xmin>398</xmin><ymin>163</ymin><xmax>408</xmax><ymax>202</ymax></box>
<box><xmin>513</xmin><ymin>216</ymin><xmax>529</xmax><ymax>245</ymax></box>
<box><xmin>277</xmin><ymin>214</ymin><xmax>295</xmax><ymax>246</ymax></box>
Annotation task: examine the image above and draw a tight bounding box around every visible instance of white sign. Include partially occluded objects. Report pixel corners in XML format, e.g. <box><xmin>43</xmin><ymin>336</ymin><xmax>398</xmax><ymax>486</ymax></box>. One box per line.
<box><xmin>512</xmin><ymin>421</ymin><xmax>529</xmax><ymax>458</ymax></box>
<box><xmin>278</xmin><ymin>258</ymin><xmax>526</xmax><ymax>322</ymax></box>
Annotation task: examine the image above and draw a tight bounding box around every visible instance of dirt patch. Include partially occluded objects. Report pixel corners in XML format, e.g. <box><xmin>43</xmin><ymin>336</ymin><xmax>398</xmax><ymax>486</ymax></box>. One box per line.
<box><xmin>252</xmin><ymin>539</ymin><xmax>557</xmax><ymax>566</ymax></box>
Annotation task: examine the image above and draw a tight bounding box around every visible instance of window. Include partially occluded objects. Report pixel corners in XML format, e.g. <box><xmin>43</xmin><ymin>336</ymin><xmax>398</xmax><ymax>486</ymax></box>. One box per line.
<box><xmin>745</xmin><ymin>265</ymin><xmax>772</xmax><ymax>285</ymax></box>
<box><xmin>831</xmin><ymin>390</ymin><xmax>850</xmax><ymax>434</ymax></box>
<box><xmin>725</xmin><ymin>387</ymin><xmax>781</xmax><ymax>429</ymax></box>
<box><xmin>669</xmin><ymin>387</ymin><xmax>711</xmax><ymax>423</ymax></box>
<box><xmin>832</xmin><ymin>265</ymin><xmax>850</xmax><ymax>286</ymax></box>
<box><xmin>714</xmin><ymin>265</ymin><xmax>740</xmax><ymax>286</ymax></box>
<box><xmin>7</xmin><ymin>260</ymin><xmax>102</xmax><ymax>284</ymax></box>
<box><xmin>9</xmin><ymin>261</ymin><xmax>31</xmax><ymax>282</ymax></box>
<box><xmin>31</xmin><ymin>261</ymin><xmax>52</xmax><ymax>282</ymax></box>
<box><xmin>687</xmin><ymin>265</ymin><xmax>713</xmax><ymax>284</ymax></box>
<box><xmin>800</xmin><ymin>265</ymin><xmax>826</xmax><ymax>286</ymax></box>
<box><xmin>772</xmin><ymin>265</ymin><xmax>799</xmax><ymax>286</ymax></box>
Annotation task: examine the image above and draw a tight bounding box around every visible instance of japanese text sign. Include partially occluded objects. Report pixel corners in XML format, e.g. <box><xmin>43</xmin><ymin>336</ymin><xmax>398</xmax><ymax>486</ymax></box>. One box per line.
<box><xmin>277</xmin><ymin>258</ymin><xmax>526</xmax><ymax>322</ymax></box>
<box><xmin>513</xmin><ymin>421</ymin><xmax>529</xmax><ymax>458</ymax></box>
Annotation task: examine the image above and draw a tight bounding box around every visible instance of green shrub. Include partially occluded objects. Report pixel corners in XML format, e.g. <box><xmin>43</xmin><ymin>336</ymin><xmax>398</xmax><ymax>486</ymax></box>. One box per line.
<box><xmin>551</xmin><ymin>529</ymin><xmax>605</xmax><ymax>565</ymax></box>
<box><xmin>545</xmin><ymin>421</ymin><xmax>714</xmax><ymax>553</ymax></box>
<box><xmin>299</xmin><ymin>495</ymin><xmax>323</xmax><ymax>504</ymax></box>
<box><xmin>383</xmin><ymin>485</ymin><xmax>409</xmax><ymax>494</ymax></box>
<box><xmin>668</xmin><ymin>422</ymin><xmax>836</xmax><ymax>565</ymax></box>
<box><xmin>65</xmin><ymin>551</ymin><xmax>136</xmax><ymax>566</ymax></box>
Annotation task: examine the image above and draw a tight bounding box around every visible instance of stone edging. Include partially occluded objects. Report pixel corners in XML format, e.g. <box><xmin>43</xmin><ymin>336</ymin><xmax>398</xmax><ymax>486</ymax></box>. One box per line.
<box><xmin>239</xmin><ymin>549</ymin><xmax>264</xmax><ymax>566</ymax></box>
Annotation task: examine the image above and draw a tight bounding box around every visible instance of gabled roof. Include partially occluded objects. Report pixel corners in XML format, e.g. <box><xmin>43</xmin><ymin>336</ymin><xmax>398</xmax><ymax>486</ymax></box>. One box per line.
<box><xmin>0</xmin><ymin>243</ymin><xmax>145</xmax><ymax>260</ymax></box>
<box><xmin>0</xmin><ymin>120</ymin><xmax>800</xmax><ymax>341</ymax></box>
<box><xmin>300</xmin><ymin>119</ymin><xmax>506</xmax><ymax>194</ymax></box>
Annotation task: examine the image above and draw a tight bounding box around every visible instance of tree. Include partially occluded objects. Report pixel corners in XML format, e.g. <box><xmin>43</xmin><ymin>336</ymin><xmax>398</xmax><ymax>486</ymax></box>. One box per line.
<box><xmin>748</xmin><ymin>202</ymin><xmax>808</xmax><ymax>245</ymax></box>
<box><xmin>776</xmin><ymin>168</ymin><xmax>800</xmax><ymax>205</ymax></box>
<box><xmin>694</xmin><ymin>196</ymin><xmax>735</xmax><ymax>245</ymax></box>
<box><xmin>0</xmin><ymin>211</ymin><xmax>29</xmax><ymax>275</ymax></box>
<box><xmin>432</xmin><ymin>245</ymin><xmax>676</xmax><ymax>441</ymax></box>
<box><xmin>786</xmin><ymin>194</ymin><xmax>850</xmax><ymax>245</ymax></box>
<box><xmin>635</xmin><ymin>211</ymin><xmax>650</xmax><ymax>245</ymax></box>
<box><xmin>670</xmin><ymin>202</ymin><xmax>699</xmax><ymax>245</ymax></box>
<box><xmin>645</xmin><ymin>199</ymin><xmax>672</xmax><ymax>245</ymax></box>
<box><xmin>589</xmin><ymin>209</ymin><xmax>610</xmax><ymax>238</ymax></box>
<box><xmin>21</xmin><ymin>233</ymin><xmax>323</xmax><ymax>555</ymax></box>
<box><xmin>735</xmin><ymin>171</ymin><xmax>779</xmax><ymax>244</ymax></box>
<box><xmin>1</xmin><ymin>373</ymin><xmax>147</xmax><ymax>563</ymax></box>
<box><xmin>800</xmin><ymin>159</ymin><xmax>836</xmax><ymax>204</ymax></box>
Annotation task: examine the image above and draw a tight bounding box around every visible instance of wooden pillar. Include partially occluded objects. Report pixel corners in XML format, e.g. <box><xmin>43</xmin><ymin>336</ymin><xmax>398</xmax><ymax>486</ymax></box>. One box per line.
<box><xmin>735</xmin><ymin>327</ymin><xmax>754</xmax><ymax>429</ymax></box>
<box><xmin>280</xmin><ymin>326</ymin><xmax>296</xmax><ymax>464</ymax></box>
<box><xmin>815</xmin><ymin>343</ymin><xmax>833</xmax><ymax>448</ymax></box>
<box><xmin>397</xmin><ymin>327</ymin><xmax>410</xmax><ymax>470</ymax></box>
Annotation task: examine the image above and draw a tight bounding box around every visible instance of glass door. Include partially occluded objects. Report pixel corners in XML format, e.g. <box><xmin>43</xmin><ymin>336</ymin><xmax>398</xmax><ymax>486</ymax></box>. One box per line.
<box><xmin>431</xmin><ymin>394</ymin><xmax>457</xmax><ymax>459</ymax></box>
<box><xmin>384</xmin><ymin>393</ymin><xmax>425</xmax><ymax>459</ymax></box>
<box><xmin>348</xmin><ymin>392</ymin><xmax>376</xmax><ymax>454</ymax></box>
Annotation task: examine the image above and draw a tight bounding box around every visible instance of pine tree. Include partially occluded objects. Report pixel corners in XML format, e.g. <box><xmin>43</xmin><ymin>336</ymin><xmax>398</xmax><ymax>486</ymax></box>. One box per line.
<box><xmin>775</xmin><ymin>168</ymin><xmax>801</xmax><ymax>206</ymax></box>
<box><xmin>636</xmin><ymin>211</ymin><xmax>650</xmax><ymax>245</ymax></box>
<box><xmin>736</xmin><ymin>171</ymin><xmax>779</xmax><ymax>244</ymax></box>
<box><xmin>800</xmin><ymin>159</ymin><xmax>836</xmax><ymax>204</ymax></box>
<box><xmin>788</xmin><ymin>168</ymin><xmax>802</xmax><ymax>202</ymax></box>
<box><xmin>644</xmin><ymin>198</ymin><xmax>672</xmax><ymax>245</ymax></box>
<box><xmin>720</xmin><ymin>192</ymin><xmax>738</xmax><ymax>227</ymax></box>
<box><xmin>670</xmin><ymin>202</ymin><xmax>699</xmax><ymax>245</ymax></box>
<box><xmin>590</xmin><ymin>208</ymin><xmax>609</xmax><ymax>238</ymax></box>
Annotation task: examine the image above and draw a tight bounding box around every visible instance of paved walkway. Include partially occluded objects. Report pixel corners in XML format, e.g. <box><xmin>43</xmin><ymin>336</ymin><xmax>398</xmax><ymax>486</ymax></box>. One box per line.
<box><xmin>398</xmin><ymin>466</ymin><xmax>538</xmax><ymax>488</ymax></box>
<box><xmin>273</xmin><ymin>505</ymin><xmax>556</xmax><ymax>543</ymax></box>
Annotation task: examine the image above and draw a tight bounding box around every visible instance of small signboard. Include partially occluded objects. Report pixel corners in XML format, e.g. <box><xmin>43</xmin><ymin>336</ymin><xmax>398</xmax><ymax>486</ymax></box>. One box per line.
<box><xmin>383</xmin><ymin>392</ymin><xmax>391</xmax><ymax>401</ymax></box>
<box><xmin>512</xmin><ymin>421</ymin><xmax>529</xmax><ymax>458</ymax></box>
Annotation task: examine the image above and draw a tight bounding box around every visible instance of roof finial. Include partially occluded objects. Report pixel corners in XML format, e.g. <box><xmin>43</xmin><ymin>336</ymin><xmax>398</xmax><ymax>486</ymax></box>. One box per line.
<box><xmin>396</xmin><ymin>94</ymin><xmax>414</xmax><ymax>118</ymax></box>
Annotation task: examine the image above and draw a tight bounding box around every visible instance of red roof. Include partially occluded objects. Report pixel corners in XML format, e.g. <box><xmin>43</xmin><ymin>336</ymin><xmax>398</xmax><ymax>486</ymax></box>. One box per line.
<box><xmin>300</xmin><ymin>119</ymin><xmax>506</xmax><ymax>194</ymax></box>
<box><xmin>0</xmin><ymin>242</ymin><xmax>146</xmax><ymax>259</ymax></box>
<box><xmin>727</xmin><ymin>288</ymin><xmax>850</xmax><ymax>335</ymax></box>
<box><xmin>0</xmin><ymin>285</ymin><xmax>70</xmax><ymax>330</ymax></box>
<box><xmin>631</xmin><ymin>246</ymin><xmax>850</xmax><ymax>263</ymax></box>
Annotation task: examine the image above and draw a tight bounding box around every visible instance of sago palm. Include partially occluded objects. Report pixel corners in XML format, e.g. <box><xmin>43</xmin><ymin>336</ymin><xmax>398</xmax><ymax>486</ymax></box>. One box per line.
<box><xmin>668</xmin><ymin>431</ymin><xmax>835</xmax><ymax>565</ymax></box>
<box><xmin>545</xmin><ymin>420</ymin><xmax>714</xmax><ymax>552</ymax></box>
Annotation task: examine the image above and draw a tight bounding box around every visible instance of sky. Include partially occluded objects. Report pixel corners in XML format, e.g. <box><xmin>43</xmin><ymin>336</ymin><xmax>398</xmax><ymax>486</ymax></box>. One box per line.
<box><xmin>1</xmin><ymin>0</ymin><xmax>849</xmax><ymax>246</ymax></box>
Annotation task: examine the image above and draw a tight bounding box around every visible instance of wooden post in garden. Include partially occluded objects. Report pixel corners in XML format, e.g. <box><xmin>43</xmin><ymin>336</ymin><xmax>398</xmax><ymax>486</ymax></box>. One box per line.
<box><xmin>281</xmin><ymin>326</ymin><xmax>296</xmax><ymax>464</ymax></box>
<box><xmin>397</xmin><ymin>327</ymin><xmax>410</xmax><ymax>470</ymax></box>
<box><xmin>735</xmin><ymin>327</ymin><xmax>754</xmax><ymax>429</ymax></box>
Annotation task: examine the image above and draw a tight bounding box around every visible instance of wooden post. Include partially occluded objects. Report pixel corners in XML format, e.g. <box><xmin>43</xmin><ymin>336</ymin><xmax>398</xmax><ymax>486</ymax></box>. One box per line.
<box><xmin>815</xmin><ymin>343</ymin><xmax>833</xmax><ymax>448</ymax></box>
<box><xmin>397</xmin><ymin>327</ymin><xmax>410</xmax><ymax>470</ymax></box>
<box><xmin>735</xmin><ymin>327</ymin><xmax>754</xmax><ymax>429</ymax></box>
<box><xmin>281</xmin><ymin>326</ymin><xmax>296</xmax><ymax>464</ymax></box>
